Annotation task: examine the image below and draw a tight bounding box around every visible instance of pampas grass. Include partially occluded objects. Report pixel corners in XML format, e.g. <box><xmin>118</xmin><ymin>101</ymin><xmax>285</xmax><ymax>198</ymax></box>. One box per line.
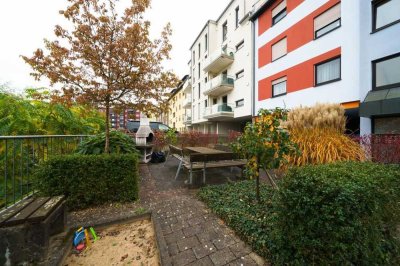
<box><xmin>285</xmin><ymin>103</ymin><xmax>365</xmax><ymax>166</ymax></box>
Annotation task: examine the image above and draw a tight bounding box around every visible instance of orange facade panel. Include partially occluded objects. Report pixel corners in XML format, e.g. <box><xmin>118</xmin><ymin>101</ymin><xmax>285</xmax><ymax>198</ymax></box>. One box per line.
<box><xmin>258</xmin><ymin>47</ymin><xmax>341</xmax><ymax>101</ymax></box>
<box><xmin>258</xmin><ymin>0</ymin><xmax>341</xmax><ymax>68</ymax></box>
<box><xmin>341</xmin><ymin>101</ymin><xmax>360</xmax><ymax>109</ymax></box>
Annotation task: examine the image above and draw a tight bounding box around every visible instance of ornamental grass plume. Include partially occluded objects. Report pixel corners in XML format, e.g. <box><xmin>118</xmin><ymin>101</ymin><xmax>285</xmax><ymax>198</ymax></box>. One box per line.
<box><xmin>285</xmin><ymin>103</ymin><xmax>365</xmax><ymax>166</ymax></box>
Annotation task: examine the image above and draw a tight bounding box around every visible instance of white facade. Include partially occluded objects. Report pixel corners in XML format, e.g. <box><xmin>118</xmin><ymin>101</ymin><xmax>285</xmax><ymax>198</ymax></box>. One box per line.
<box><xmin>189</xmin><ymin>0</ymin><xmax>257</xmax><ymax>134</ymax></box>
<box><xmin>252</xmin><ymin>0</ymin><xmax>400</xmax><ymax>135</ymax></box>
<box><xmin>358</xmin><ymin>0</ymin><xmax>400</xmax><ymax>135</ymax></box>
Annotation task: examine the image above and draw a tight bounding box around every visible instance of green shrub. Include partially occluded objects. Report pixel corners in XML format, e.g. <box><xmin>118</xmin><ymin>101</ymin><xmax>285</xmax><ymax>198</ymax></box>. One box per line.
<box><xmin>76</xmin><ymin>131</ymin><xmax>137</xmax><ymax>154</ymax></box>
<box><xmin>198</xmin><ymin>181</ymin><xmax>275</xmax><ymax>258</ymax></box>
<box><xmin>199</xmin><ymin>162</ymin><xmax>400</xmax><ymax>265</ymax></box>
<box><xmin>34</xmin><ymin>154</ymin><xmax>139</xmax><ymax>210</ymax></box>
<box><xmin>271</xmin><ymin>162</ymin><xmax>400</xmax><ymax>265</ymax></box>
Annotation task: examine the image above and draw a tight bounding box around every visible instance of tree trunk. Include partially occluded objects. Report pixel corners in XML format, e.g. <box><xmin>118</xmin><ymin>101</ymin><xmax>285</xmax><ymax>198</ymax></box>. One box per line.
<box><xmin>105</xmin><ymin>103</ymin><xmax>110</xmax><ymax>154</ymax></box>
<box><xmin>256</xmin><ymin>157</ymin><xmax>260</xmax><ymax>203</ymax></box>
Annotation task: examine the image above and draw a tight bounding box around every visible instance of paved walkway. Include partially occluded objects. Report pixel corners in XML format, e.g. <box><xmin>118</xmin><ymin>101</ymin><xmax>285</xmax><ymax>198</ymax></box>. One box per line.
<box><xmin>140</xmin><ymin>157</ymin><xmax>267</xmax><ymax>266</ymax></box>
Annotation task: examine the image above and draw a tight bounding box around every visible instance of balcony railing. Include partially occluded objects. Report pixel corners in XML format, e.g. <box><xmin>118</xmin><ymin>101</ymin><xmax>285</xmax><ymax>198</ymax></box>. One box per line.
<box><xmin>203</xmin><ymin>104</ymin><xmax>235</xmax><ymax>120</ymax></box>
<box><xmin>184</xmin><ymin>115</ymin><xmax>192</xmax><ymax>125</ymax></box>
<box><xmin>204</xmin><ymin>74</ymin><xmax>234</xmax><ymax>97</ymax></box>
<box><xmin>203</xmin><ymin>47</ymin><xmax>234</xmax><ymax>73</ymax></box>
<box><xmin>183</xmin><ymin>79</ymin><xmax>192</xmax><ymax>93</ymax></box>
<box><xmin>0</xmin><ymin>135</ymin><xmax>90</xmax><ymax>210</ymax></box>
<box><xmin>183</xmin><ymin>96</ymin><xmax>192</xmax><ymax>108</ymax></box>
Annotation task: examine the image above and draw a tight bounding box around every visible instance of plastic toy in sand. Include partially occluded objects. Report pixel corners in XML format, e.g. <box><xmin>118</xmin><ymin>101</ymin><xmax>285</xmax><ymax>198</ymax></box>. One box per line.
<box><xmin>73</xmin><ymin>226</ymin><xmax>99</xmax><ymax>252</ymax></box>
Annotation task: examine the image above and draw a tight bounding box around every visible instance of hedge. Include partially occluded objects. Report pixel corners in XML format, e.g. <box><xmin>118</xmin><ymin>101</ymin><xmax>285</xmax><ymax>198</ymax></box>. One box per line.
<box><xmin>199</xmin><ymin>162</ymin><xmax>400</xmax><ymax>265</ymax></box>
<box><xmin>271</xmin><ymin>162</ymin><xmax>400</xmax><ymax>265</ymax></box>
<box><xmin>34</xmin><ymin>154</ymin><xmax>139</xmax><ymax>210</ymax></box>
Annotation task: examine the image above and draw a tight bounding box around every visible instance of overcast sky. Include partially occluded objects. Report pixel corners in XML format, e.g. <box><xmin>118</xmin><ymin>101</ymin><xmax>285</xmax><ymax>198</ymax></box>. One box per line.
<box><xmin>0</xmin><ymin>0</ymin><xmax>230</xmax><ymax>92</ymax></box>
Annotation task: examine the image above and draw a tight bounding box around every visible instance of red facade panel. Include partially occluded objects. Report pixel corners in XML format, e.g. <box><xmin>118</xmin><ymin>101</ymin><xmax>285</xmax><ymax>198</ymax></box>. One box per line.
<box><xmin>258</xmin><ymin>0</ymin><xmax>341</xmax><ymax>68</ymax></box>
<box><xmin>258</xmin><ymin>0</ymin><xmax>305</xmax><ymax>36</ymax></box>
<box><xmin>258</xmin><ymin>47</ymin><xmax>341</xmax><ymax>101</ymax></box>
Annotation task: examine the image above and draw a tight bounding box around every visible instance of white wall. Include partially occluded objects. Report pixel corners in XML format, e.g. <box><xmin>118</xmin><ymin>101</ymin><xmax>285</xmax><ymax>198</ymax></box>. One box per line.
<box><xmin>189</xmin><ymin>0</ymin><xmax>257</xmax><ymax>131</ymax></box>
<box><xmin>359</xmin><ymin>0</ymin><xmax>400</xmax><ymax>135</ymax></box>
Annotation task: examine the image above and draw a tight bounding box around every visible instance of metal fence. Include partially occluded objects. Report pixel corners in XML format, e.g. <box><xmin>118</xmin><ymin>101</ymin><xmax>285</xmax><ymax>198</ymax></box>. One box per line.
<box><xmin>0</xmin><ymin>135</ymin><xmax>90</xmax><ymax>209</ymax></box>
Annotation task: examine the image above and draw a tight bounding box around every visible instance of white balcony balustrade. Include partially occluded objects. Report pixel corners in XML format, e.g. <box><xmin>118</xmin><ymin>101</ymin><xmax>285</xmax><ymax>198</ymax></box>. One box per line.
<box><xmin>183</xmin><ymin>95</ymin><xmax>192</xmax><ymax>108</ymax></box>
<box><xmin>203</xmin><ymin>74</ymin><xmax>234</xmax><ymax>97</ymax></box>
<box><xmin>183</xmin><ymin>115</ymin><xmax>192</xmax><ymax>125</ymax></box>
<box><xmin>203</xmin><ymin>47</ymin><xmax>234</xmax><ymax>73</ymax></box>
<box><xmin>203</xmin><ymin>103</ymin><xmax>235</xmax><ymax>120</ymax></box>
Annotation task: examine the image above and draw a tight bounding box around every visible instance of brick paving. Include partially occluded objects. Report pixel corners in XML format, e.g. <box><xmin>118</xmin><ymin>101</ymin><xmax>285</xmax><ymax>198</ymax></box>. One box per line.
<box><xmin>140</xmin><ymin>157</ymin><xmax>267</xmax><ymax>266</ymax></box>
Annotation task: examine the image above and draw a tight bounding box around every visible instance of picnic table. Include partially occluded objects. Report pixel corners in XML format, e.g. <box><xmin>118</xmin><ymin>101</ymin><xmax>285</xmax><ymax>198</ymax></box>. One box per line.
<box><xmin>168</xmin><ymin>145</ymin><xmax>246</xmax><ymax>185</ymax></box>
<box><xmin>185</xmin><ymin>146</ymin><xmax>228</xmax><ymax>154</ymax></box>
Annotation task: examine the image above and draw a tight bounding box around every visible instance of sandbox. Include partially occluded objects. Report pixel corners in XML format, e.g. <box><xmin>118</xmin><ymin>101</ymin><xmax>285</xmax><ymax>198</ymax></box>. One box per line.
<box><xmin>63</xmin><ymin>218</ymin><xmax>159</xmax><ymax>265</ymax></box>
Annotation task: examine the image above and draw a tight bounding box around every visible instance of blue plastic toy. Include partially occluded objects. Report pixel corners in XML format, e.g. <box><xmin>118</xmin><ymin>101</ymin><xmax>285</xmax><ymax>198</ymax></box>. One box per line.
<box><xmin>73</xmin><ymin>227</ymin><xmax>86</xmax><ymax>247</ymax></box>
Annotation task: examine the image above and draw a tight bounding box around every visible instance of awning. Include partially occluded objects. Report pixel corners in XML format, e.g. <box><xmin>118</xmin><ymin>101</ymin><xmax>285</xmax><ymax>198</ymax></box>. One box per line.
<box><xmin>359</xmin><ymin>87</ymin><xmax>400</xmax><ymax>117</ymax></box>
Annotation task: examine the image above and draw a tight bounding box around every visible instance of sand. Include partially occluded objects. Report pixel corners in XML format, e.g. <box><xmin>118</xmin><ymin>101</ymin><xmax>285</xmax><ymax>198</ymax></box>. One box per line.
<box><xmin>63</xmin><ymin>219</ymin><xmax>159</xmax><ymax>266</ymax></box>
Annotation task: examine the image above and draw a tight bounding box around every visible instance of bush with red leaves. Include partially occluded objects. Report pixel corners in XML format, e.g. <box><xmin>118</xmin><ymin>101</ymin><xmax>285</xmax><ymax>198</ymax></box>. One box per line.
<box><xmin>358</xmin><ymin>134</ymin><xmax>400</xmax><ymax>164</ymax></box>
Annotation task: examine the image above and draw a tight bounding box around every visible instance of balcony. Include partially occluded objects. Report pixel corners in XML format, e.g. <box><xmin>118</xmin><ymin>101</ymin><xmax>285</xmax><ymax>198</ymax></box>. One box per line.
<box><xmin>204</xmin><ymin>74</ymin><xmax>234</xmax><ymax>97</ymax></box>
<box><xmin>183</xmin><ymin>115</ymin><xmax>192</xmax><ymax>125</ymax></box>
<box><xmin>183</xmin><ymin>78</ymin><xmax>192</xmax><ymax>93</ymax></box>
<box><xmin>183</xmin><ymin>95</ymin><xmax>192</xmax><ymax>108</ymax></box>
<box><xmin>203</xmin><ymin>48</ymin><xmax>234</xmax><ymax>73</ymax></box>
<box><xmin>203</xmin><ymin>104</ymin><xmax>234</xmax><ymax>120</ymax></box>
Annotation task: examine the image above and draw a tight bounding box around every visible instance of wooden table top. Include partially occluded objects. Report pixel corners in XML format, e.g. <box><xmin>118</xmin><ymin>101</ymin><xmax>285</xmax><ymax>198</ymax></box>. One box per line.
<box><xmin>185</xmin><ymin>147</ymin><xmax>227</xmax><ymax>154</ymax></box>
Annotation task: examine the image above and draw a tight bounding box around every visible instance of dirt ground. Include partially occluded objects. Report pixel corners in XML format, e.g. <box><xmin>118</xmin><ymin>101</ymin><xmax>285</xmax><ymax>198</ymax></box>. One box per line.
<box><xmin>63</xmin><ymin>219</ymin><xmax>159</xmax><ymax>266</ymax></box>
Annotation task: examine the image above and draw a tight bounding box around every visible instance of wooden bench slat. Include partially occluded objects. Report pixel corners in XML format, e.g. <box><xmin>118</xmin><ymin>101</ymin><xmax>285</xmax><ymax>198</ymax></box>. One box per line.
<box><xmin>0</xmin><ymin>197</ymin><xmax>35</xmax><ymax>225</ymax></box>
<box><xmin>184</xmin><ymin>160</ymin><xmax>246</xmax><ymax>170</ymax></box>
<box><xmin>3</xmin><ymin>197</ymin><xmax>50</xmax><ymax>226</ymax></box>
<box><xmin>27</xmin><ymin>196</ymin><xmax>65</xmax><ymax>223</ymax></box>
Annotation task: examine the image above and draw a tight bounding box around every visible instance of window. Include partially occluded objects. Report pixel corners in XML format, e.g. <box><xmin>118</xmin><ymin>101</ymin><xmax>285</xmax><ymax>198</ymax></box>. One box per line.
<box><xmin>205</xmin><ymin>77</ymin><xmax>208</xmax><ymax>83</ymax></box>
<box><xmin>193</xmin><ymin>51</ymin><xmax>195</xmax><ymax>64</ymax></box>
<box><xmin>373</xmin><ymin>0</ymin><xmax>400</xmax><ymax>31</ymax></box>
<box><xmin>235</xmin><ymin>6</ymin><xmax>240</xmax><ymax>28</ymax></box>
<box><xmin>272</xmin><ymin>37</ymin><xmax>287</xmax><ymax>61</ymax></box>
<box><xmin>198</xmin><ymin>63</ymin><xmax>201</xmax><ymax>78</ymax></box>
<box><xmin>198</xmin><ymin>83</ymin><xmax>201</xmax><ymax>98</ymax></box>
<box><xmin>205</xmin><ymin>100</ymin><xmax>208</xmax><ymax>107</ymax></box>
<box><xmin>222</xmin><ymin>21</ymin><xmax>228</xmax><ymax>41</ymax></box>
<box><xmin>315</xmin><ymin>57</ymin><xmax>341</xmax><ymax>86</ymax></box>
<box><xmin>236</xmin><ymin>70</ymin><xmax>244</xmax><ymax>79</ymax></box>
<box><xmin>272</xmin><ymin>77</ymin><xmax>287</xmax><ymax>97</ymax></box>
<box><xmin>213</xmin><ymin>98</ymin><xmax>217</xmax><ymax>105</ymax></box>
<box><xmin>198</xmin><ymin>43</ymin><xmax>201</xmax><ymax>59</ymax></box>
<box><xmin>272</xmin><ymin>0</ymin><xmax>286</xmax><ymax>25</ymax></box>
<box><xmin>314</xmin><ymin>3</ymin><xmax>341</xmax><ymax>39</ymax></box>
<box><xmin>205</xmin><ymin>34</ymin><xmax>208</xmax><ymax>51</ymax></box>
<box><xmin>374</xmin><ymin>117</ymin><xmax>400</xmax><ymax>134</ymax></box>
<box><xmin>236</xmin><ymin>40</ymin><xmax>244</xmax><ymax>51</ymax></box>
<box><xmin>236</xmin><ymin>99</ymin><xmax>244</xmax><ymax>107</ymax></box>
<box><xmin>373</xmin><ymin>52</ymin><xmax>400</xmax><ymax>90</ymax></box>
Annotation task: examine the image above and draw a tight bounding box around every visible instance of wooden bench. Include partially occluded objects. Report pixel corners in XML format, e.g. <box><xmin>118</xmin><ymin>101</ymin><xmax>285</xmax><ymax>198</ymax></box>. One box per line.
<box><xmin>0</xmin><ymin>196</ymin><xmax>66</xmax><ymax>264</ymax></box>
<box><xmin>166</xmin><ymin>145</ymin><xmax>190</xmax><ymax>180</ymax></box>
<box><xmin>184</xmin><ymin>152</ymin><xmax>246</xmax><ymax>184</ymax></box>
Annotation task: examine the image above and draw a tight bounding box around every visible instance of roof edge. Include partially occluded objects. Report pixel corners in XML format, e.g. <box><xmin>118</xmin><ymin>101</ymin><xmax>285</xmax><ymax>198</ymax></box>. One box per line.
<box><xmin>250</xmin><ymin>0</ymin><xmax>274</xmax><ymax>21</ymax></box>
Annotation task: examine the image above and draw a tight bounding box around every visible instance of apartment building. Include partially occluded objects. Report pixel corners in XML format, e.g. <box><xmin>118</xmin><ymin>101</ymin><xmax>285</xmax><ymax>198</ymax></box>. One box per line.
<box><xmin>250</xmin><ymin>0</ymin><xmax>400</xmax><ymax>135</ymax></box>
<box><xmin>108</xmin><ymin>109</ymin><xmax>139</xmax><ymax>129</ymax></box>
<box><xmin>167</xmin><ymin>75</ymin><xmax>192</xmax><ymax>132</ymax></box>
<box><xmin>189</xmin><ymin>0</ymin><xmax>257</xmax><ymax>134</ymax></box>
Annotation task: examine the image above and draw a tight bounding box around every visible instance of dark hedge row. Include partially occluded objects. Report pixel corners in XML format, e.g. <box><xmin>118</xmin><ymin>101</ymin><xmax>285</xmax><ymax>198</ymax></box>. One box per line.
<box><xmin>199</xmin><ymin>162</ymin><xmax>400</xmax><ymax>265</ymax></box>
<box><xmin>34</xmin><ymin>154</ymin><xmax>139</xmax><ymax>210</ymax></box>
